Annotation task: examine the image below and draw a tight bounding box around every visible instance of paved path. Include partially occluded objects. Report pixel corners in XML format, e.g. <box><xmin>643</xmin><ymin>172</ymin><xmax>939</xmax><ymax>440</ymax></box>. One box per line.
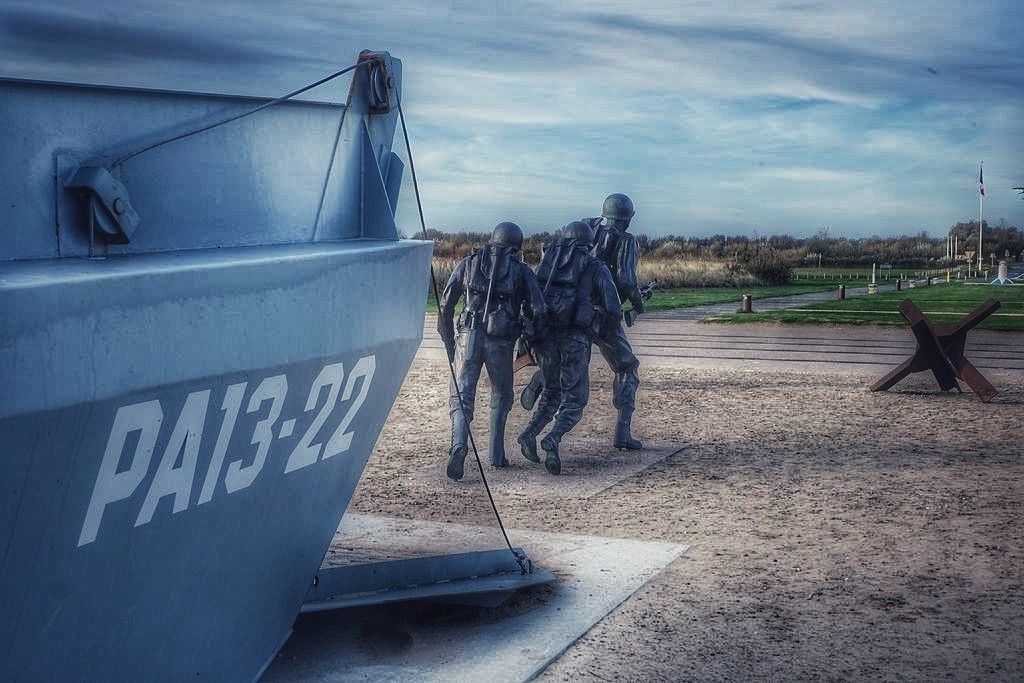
<box><xmin>595</xmin><ymin>320</ymin><xmax>1024</xmax><ymax>375</ymax></box>
<box><xmin>420</xmin><ymin>311</ymin><xmax>1024</xmax><ymax>377</ymax></box>
<box><xmin>645</xmin><ymin>283</ymin><xmax>895</xmax><ymax>321</ymax></box>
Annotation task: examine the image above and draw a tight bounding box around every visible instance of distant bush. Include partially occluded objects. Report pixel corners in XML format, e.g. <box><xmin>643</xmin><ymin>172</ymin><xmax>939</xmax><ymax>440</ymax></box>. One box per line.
<box><xmin>648</xmin><ymin>241</ymin><xmax>686</xmax><ymax>260</ymax></box>
<box><xmin>736</xmin><ymin>245</ymin><xmax>793</xmax><ymax>285</ymax></box>
<box><xmin>638</xmin><ymin>259</ymin><xmax>758</xmax><ymax>288</ymax></box>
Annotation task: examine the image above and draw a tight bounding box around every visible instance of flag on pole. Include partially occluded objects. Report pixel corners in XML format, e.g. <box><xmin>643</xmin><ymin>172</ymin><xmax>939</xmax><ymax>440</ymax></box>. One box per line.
<box><xmin>979</xmin><ymin>164</ymin><xmax>986</xmax><ymax>197</ymax></box>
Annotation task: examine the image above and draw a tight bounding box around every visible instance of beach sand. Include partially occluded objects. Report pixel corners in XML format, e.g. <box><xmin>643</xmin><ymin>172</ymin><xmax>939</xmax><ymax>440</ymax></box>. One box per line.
<box><xmin>350</xmin><ymin>355</ymin><xmax>1024</xmax><ymax>680</ymax></box>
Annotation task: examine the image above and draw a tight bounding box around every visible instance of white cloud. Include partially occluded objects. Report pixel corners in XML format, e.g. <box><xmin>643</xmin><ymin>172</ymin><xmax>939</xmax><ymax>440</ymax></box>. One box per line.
<box><xmin>3</xmin><ymin>0</ymin><xmax>1022</xmax><ymax>235</ymax></box>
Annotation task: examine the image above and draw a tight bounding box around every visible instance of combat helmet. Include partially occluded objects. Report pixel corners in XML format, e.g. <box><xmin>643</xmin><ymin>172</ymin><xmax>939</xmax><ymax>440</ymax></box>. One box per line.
<box><xmin>489</xmin><ymin>221</ymin><xmax>523</xmax><ymax>250</ymax></box>
<box><xmin>601</xmin><ymin>193</ymin><xmax>635</xmax><ymax>222</ymax></box>
<box><xmin>561</xmin><ymin>220</ymin><xmax>594</xmax><ymax>247</ymax></box>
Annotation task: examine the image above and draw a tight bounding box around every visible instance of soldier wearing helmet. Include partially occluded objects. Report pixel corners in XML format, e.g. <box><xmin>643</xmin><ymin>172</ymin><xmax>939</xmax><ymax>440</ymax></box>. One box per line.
<box><xmin>438</xmin><ymin>222</ymin><xmax>545</xmax><ymax>480</ymax></box>
<box><xmin>517</xmin><ymin>221</ymin><xmax>620</xmax><ymax>475</ymax></box>
<box><xmin>586</xmin><ymin>193</ymin><xmax>645</xmax><ymax>450</ymax></box>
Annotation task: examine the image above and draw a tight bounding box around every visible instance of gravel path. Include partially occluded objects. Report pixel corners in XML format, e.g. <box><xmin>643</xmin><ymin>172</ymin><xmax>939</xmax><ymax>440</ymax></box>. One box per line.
<box><xmin>351</xmin><ymin>349</ymin><xmax>1024</xmax><ymax>681</ymax></box>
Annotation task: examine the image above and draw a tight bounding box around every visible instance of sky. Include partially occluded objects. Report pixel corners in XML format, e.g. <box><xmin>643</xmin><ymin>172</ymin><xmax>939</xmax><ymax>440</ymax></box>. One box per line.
<box><xmin>2</xmin><ymin>1</ymin><xmax>1022</xmax><ymax>237</ymax></box>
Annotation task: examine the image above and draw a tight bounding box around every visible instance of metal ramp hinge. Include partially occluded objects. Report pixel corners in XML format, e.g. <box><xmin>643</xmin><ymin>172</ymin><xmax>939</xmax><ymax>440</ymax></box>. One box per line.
<box><xmin>64</xmin><ymin>165</ymin><xmax>140</xmax><ymax>245</ymax></box>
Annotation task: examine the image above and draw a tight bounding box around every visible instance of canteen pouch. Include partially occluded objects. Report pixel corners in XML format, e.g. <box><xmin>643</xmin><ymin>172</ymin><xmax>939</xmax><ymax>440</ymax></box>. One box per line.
<box><xmin>486</xmin><ymin>305</ymin><xmax>520</xmax><ymax>338</ymax></box>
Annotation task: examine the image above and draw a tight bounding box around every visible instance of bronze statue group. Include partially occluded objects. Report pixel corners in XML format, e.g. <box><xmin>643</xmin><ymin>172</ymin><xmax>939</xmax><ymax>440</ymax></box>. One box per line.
<box><xmin>438</xmin><ymin>193</ymin><xmax>649</xmax><ymax>480</ymax></box>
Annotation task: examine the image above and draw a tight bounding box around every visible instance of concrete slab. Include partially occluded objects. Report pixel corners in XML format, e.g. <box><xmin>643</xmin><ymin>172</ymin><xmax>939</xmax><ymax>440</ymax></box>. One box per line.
<box><xmin>264</xmin><ymin>514</ymin><xmax>687</xmax><ymax>682</ymax></box>
<box><xmin>402</xmin><ymin>442</ymin><xmax>682</xmax><ymax>500</ymax></box>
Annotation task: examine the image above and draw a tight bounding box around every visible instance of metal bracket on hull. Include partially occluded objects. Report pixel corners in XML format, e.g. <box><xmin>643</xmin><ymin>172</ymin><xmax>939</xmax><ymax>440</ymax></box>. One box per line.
<box><xmin>64</xmin><ymin>164</ymin><xmax>141</xmax><ymax>245</ymax></box>
<box><xmin>360</xmin><ymin>121</ymin><xmax>400</xmax><ymax>239</ymax></box>
<box><xmin>301</xmin><ymin>548</ymin><xmax>555</xmax><ymax>613</ymax></box>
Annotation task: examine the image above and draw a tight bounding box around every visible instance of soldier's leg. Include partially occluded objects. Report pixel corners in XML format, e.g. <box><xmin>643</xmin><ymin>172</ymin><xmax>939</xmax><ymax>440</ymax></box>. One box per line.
<box><xmin>600</xmin><ymin>323</ymin><xmax>642</xmax><ymax>449</ymax></box>
<box><xmin>483</xmin><ymin>336</ymin><xmax>516</xmax><ymax>467</ymax></box>
<box><xmin>448</xmin><ymin>331</ymin><xmax>484</xmax><ymax>480</ymax></box>
<box><xmin>541</xmin><ymin>333</ymin><xmax>592</xmax><ymax>474</ymax></box>
<box><xmin>518</xmin><ymin>336</ymin><xmax>561</xmax><ymax>463</ymax></box>
<box><xmin>520</xmin><ymin>370</ymin><xmax>543</xmax><ymax>411</ymax></box>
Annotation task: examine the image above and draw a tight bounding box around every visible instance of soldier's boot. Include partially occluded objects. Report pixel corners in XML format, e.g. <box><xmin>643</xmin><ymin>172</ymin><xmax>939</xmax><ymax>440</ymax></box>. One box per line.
<box><xmin>519</xmin><ymin>370</ymin><xmax>543</xmax><ymax>411</ymax></box>
<box><xmin>540</xmin><ymin>432</ymin><xmax>562</xmax><ymax>475</ymax></box>
<box><xmin>517</xmin><ymin>415</ymin><xmax>550</xmax><ymax>464</ymax></box>
<box><xmin>489</xmin><ymin>407</ymin><xmax>511</xmax><ymax>468</ymax></box>
<box><xmin>447</xmin><ymin>444</ymin><xmax>467</xmax><ymax>481</ymax></box>
<box><xmin>447</xmin><ymin>409</ymin><xmax>470</xmax><ymax>480</ymax></box>
<box><xmin>614</xmin><ymin>409</ymin><xmax>643</xmax><ymax>450</ymax></box>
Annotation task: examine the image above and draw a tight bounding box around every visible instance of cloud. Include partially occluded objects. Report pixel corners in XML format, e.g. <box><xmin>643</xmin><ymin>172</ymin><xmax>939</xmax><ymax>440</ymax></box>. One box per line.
<box><xmin>2</xmin><ymin>0</ymin><xmax>1022</xmax><ymax>236</ymax></box>
<box><xmin>752</xmin><ymin>167</ymin><xmax>878</xmax><ymax>184</ymax></box>
<box><xmin>0</xmin><ymin>5</ymin><xmax>275</xmax><ymax>65</ymax></box>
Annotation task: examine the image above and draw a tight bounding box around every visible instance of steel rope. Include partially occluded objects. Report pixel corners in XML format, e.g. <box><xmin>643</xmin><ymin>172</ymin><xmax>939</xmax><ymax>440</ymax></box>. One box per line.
<box><xmin>112</xmin><ymin>61</ymin><xmax>368</xmax><ymax>165</ymax></box>
<box><xmin>396</xmin><ymin>92</ymin><xmax>530</xmax><ymax>575</ymax></box>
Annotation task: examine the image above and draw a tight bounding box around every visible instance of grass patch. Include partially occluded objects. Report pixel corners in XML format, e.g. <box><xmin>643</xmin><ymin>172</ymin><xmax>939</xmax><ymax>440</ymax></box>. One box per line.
<box><xmin>645</xmin><ymin>284</ymin><xmax>840</xmax><ymax>311</ymax></box>
<box><xmin>706</xmin><ymin>282</ymin><xmax>1024</xmax><ymax>332</ymax></box>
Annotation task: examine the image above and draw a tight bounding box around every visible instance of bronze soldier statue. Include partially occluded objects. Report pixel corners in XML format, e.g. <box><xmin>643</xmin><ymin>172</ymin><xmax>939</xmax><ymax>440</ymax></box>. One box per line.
<box><xmin>517</xmin><ymin>221</ymin><xmax>619</xmax><ymax>475</ymax></box>
<box><xmin>588</xmin><ymin>193</ymin><xmax>645</xmax><ymax>450</ymax></box>
<box><xmin>438</xmin><ymin>222</ymin><xmax>545</xmax><ymax>480</ymax></box>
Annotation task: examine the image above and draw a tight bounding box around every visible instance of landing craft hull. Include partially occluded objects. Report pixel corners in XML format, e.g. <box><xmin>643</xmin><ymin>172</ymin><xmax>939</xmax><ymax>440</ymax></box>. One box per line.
<box><xmin>0</xmin><ymin>240</ymin><xmax>432</xmax><ymax>680</ymax></box>
<box><xmin>0</xmin><ymin>49</ymin><xmax>437</xmax><ymax>680</ymax></box>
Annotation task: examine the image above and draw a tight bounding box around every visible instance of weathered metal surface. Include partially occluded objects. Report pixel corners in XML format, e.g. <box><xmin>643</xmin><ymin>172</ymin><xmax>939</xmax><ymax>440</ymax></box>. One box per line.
<box><xmin>869</xmin><ymin>298</ymin><xmax>1001</xmax><ymax>402</ymax></box>
<box><xmin>0</xmin><ymin>50</ymin><xmax>445</xmax><ymax>682</ymax></box>
<box><xmin>301</xmin><ymin>548</ymin><xmax>555</xmax><ymax>612</ymax></box>
<box><xmin>2</xmin><ymin>74</ymin><xmax>398</xmax><ymax>261</ymax></box>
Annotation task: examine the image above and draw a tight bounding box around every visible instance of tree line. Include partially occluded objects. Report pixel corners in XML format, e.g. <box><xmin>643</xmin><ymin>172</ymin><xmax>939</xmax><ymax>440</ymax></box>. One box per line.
<box><xmin>419</xmin><ymin>220</ymin><xmax>1023</xmax><ymax>269</ymax></box>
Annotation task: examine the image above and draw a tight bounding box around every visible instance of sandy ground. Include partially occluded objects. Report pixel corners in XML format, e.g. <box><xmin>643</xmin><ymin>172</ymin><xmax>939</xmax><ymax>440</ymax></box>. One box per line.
<box><xmin>350</xmin><ymin>351</ymin><xmax>1024</xmax><ymax>681</ymax></box>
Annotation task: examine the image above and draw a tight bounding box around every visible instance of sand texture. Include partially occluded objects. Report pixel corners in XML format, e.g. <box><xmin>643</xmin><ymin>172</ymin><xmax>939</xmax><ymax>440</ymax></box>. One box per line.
<box><xmin>350</xmin><ymin>355</ymin><xmax>1024</xmax><ymax>680</ymax></box>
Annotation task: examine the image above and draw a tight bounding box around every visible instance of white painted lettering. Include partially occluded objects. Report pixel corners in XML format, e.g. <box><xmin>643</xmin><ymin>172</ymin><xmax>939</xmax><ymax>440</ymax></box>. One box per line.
<box><xmin>135</xmin><ymin>390</ymin><xmax>210</xmax><ymax>527</ymax></box>
<box><xmin>323</xmin><ymin>354</ymin><xmax>375</xmax><ymax>459</ymax></box>
<box><xmin>224</xmin><ymin>375</ymin><xmax>287</xmax><ymax>493</ymax></box>
<box><xmin>284</xmin><ymin>362</ymin><xmax>344</xmax><ymax>473</ymax></box>
<box><xmin>78</xmin><ymin>400</ymin><xmax>163</xmax><ymax>546</ymax></box>
<box><xmin>197</xmin><ymin>382</ymin><xmax>246</xmax><ymax>505</ymax></box>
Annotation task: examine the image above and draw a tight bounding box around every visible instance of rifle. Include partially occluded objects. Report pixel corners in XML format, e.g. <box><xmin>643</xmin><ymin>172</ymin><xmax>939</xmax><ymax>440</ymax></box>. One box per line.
<box><xmin>623</xmin><ymin>280</ymin><xmax>658</xmax><ymax>327</ymax></box>
<box><xmin>512</xmin><ymin>335</ymin><xmax>536</xmax><ymax>374</ymax></box>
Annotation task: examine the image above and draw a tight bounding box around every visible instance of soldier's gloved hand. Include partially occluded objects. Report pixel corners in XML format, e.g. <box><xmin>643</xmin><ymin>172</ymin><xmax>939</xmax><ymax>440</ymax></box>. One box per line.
<box><xmin>438</xmin><ymin>323</ymin><xmax>456</xmax><ymax>362</ymax></box>
<box><xmin>632</xmin><ymin>298</ymin><xmax>646</xmax><ymax>315</ymax></box>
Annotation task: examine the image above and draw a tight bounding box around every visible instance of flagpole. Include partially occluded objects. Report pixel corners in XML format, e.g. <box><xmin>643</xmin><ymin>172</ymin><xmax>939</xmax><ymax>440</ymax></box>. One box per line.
<box><xmin>978</xmin><ymin>161</ymin><xmax>984</xmax><ymax>273</ymax></box>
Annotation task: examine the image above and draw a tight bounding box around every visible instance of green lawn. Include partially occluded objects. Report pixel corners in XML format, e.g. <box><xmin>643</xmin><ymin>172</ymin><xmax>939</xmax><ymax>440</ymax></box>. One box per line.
<box><xmin>645</xmin><ymin>284</ymin><xmax>840</xmax><ymax>311</ymax></box>
<box><xmin>793</xmin><ymin>266</ymin><xmax>878</xmax><ymax>280</ymax></box>
<box><xmin>706</xmin><ymin>282</ymin><xmax>1024</xmax><ymax>332</ymax></box>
